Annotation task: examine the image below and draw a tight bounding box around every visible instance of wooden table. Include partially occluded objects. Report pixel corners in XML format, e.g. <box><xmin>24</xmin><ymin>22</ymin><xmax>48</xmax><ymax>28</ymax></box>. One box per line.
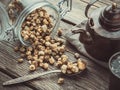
<box><xmin>0</xmin><ymin>0</ymin><xmax>119</xmax><ymax>90</ymax></box>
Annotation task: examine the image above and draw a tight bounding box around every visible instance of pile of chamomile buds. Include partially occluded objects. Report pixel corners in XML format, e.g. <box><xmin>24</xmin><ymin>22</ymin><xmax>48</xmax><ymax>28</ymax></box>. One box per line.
<box><xmin>14</xmin><ymin>7</ymin><xmax>86</xmax><ymax>84</ymax></box>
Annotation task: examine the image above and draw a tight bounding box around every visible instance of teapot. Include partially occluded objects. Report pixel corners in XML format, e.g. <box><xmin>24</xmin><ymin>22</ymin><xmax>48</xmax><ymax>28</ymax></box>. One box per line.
<box><xmin>72</xmin><ymin>0</ymin><xmax>120</xmax><ymax>62</ymax></box>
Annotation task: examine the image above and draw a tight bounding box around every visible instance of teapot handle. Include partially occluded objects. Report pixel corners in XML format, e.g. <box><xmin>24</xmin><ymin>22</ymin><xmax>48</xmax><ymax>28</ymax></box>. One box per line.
<box><xmin>85</xmin><ymin>0</ymin><xmax>99</xmax><ymax>18</ymax></box>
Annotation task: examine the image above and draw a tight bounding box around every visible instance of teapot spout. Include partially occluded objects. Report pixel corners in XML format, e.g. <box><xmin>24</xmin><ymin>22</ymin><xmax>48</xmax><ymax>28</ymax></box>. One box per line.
<box><xmin>72</xmin><ymin>29</ymin><xmax>93</xmax><ymax>45</ymax></box>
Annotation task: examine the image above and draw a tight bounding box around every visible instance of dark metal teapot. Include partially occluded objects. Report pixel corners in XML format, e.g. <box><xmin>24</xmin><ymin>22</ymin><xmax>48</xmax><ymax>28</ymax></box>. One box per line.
<box><xmin>73</xmin><ymin>0</ymin><xmax>120</xmax><ymax>62</ymax></box>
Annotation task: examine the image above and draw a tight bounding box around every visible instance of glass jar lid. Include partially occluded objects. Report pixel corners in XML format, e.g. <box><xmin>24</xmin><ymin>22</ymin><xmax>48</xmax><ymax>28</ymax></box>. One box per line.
<box><xmin>0</xmin><ymin>2</ymin><xmax>12</xmax><ymax>41</ymax></box>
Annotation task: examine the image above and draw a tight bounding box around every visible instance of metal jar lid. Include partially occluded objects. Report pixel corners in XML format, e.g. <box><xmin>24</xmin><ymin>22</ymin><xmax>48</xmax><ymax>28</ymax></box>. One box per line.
<box><xmin>0</xmin><ymin>2</ymin><xmax>12</xmax><ymax>41</ymax></box>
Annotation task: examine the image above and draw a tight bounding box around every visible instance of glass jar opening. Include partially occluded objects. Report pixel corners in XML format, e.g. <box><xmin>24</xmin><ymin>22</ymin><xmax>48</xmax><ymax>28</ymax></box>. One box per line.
<box><xmin>14</xmin><ymin>1</ymin><xmax>60</xmax><ymax>46</ymax></box>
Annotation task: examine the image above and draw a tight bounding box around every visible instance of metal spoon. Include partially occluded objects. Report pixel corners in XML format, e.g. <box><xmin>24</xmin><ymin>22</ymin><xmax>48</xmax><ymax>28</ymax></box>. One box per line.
<box><xmin>3</xmin><ymin>67</ymin><xmax>86</xmax><ymax>86</ymax></box>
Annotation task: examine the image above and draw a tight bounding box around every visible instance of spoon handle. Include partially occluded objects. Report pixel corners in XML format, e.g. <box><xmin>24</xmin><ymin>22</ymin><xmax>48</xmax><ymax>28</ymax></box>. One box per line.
<box><xmin>3</xmin><ymin>70</ymin><xmax>61</xmax><ymax>86</ymax></box>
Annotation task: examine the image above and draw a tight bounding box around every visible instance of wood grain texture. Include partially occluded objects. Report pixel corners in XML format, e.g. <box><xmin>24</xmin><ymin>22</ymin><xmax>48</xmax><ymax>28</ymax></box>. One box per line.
<box><xmin>0</xmin><ymin>21</ymin><xmax>110</xmax><ymax>90</ymax></box>
<box><xmin>50</xmin><ymin>0</ymin><xmax>109</xmax><ymax>25</ymax></box>
<box><xmin>81</xmin><ymin>0</ymin><xmax>120</xmax><ymax>5</ymax></box>
<box><xmin>0</xmin><ymin>71</ymin><xmax>33</xmax><ymax>90</ymax></box>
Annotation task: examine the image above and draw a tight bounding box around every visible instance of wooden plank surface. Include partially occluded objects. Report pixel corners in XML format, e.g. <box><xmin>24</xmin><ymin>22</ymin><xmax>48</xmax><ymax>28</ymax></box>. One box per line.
<box><xmin>51</xmin><ymin>0</ymin><xmax>120</xmax><ymax>25</ymax></box>
<box><xmin>0</xmin><ymin>0</ymin><xmax>113</xmax><ymax>90</ymax></box>
<box><xmin>50</xmin><ymin>0</ymin><xmax>103</xmax><ymax>24</ymax></box>
<box><xmin>87</xmin><ymin>0</ymin><xmax>120</xmax><ymax>5</ymax></box>
<box><xmin>0</xmin><ymin>21</ymin><xmax>110</xmax><ymax>90</ymax></box>
<box><xmin>0</xmin><ymin>71</ymin><xmax>33</xmax><ymax>90</ymax></box>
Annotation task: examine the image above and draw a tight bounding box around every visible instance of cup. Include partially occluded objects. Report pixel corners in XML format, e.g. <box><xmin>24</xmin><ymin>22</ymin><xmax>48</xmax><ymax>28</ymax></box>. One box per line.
<box><xmin>109</xmin><ymin>51</ymin><xmax>120</xmax><ymax>90</ymax></box>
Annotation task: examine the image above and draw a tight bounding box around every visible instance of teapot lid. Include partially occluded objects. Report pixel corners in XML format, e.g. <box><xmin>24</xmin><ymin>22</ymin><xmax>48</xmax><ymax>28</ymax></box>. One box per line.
<box><xmin>99</xmin><ymin>3</ymin><xmax>120</xmax><ymax>32</ymax></box>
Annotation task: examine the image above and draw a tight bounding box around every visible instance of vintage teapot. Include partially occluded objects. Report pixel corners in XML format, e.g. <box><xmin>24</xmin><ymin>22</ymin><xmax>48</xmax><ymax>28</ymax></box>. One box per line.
<box><xmin>72</xmin><ymin>0</ymin><xmax>120</xmax><ymax>62</ymax></box>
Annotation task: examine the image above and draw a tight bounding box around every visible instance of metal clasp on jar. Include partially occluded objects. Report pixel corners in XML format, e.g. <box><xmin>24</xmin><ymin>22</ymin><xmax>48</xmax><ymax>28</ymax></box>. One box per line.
<box><xmin>58</xmin><ymin>0</ymin><xmax>72</xmax><ymax>17</ymax></box>
<box><xmin>51</xmin><ymin>0</ymin><xmax>72</xmax><ymax>37</ymax></box>
<box><xmin>0</xmin><ymin>2</ymin><xmax>14</xmax><ymax>42</ymax></box>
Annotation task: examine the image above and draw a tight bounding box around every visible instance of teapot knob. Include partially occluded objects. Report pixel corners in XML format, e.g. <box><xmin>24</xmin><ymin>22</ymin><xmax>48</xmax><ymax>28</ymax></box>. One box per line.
<box><xmin>99</xmin><ymin>2</ymin><xmax>120</xmax><ymax>31</ymax></box>
<box><xmin>112</xmin><ymin>3</ymin><xmax>117</xmax><ymax>11</ymax></box>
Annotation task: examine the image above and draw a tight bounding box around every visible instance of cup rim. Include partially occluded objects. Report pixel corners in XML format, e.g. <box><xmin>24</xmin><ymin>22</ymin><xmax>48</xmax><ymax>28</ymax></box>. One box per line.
<box><xmin>109</xmin><ymin>51</ymin><xmax>120</xmax><ymax>78</ymax></box>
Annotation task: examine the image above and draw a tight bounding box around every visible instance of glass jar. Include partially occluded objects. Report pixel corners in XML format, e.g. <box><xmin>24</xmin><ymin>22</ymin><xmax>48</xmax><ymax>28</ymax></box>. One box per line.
<box><xmin>0</xmin><ymin>0</ymin><xmax>72</xmax><ymax>45</ymax></box>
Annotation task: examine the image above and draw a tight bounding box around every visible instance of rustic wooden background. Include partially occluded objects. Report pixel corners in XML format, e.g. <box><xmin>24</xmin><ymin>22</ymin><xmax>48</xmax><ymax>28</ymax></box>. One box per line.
<box><xmin>0</xmin><ymin>0</ymin><xmax>119</xmax><ymax>90</ymax></box>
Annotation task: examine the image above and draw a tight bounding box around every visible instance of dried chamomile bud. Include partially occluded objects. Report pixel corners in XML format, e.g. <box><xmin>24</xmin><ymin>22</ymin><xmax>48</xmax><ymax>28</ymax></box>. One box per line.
<box><xmin>50</xmin><ymin>43</ymin><xmax>58</xmax><ymax>49</ymax></box>
<box><xmin>61</xmin><ymin>55</ymin><xmax>68</xmax><ymax>59</ymax></box>
<box><xmin>61</xmin><ymin>65</ymin><xmax>67</xmax><ymax>74</ymax></box>
<box><xmin>20</xmin><ymin>47</ymin><xmax>26</xmax><ymax>53</ymax></box>
<box><xmin>54</xmin><ymin>55</ymin><xmax>60</xmax><ymax>60</ymax></box>
<box><xmin>67</xmin><ymin>62</ymin><xmax>73</xmax><ymax>69</ymax></box>
<box><xmin>44</xmin><ymin>55</ymin><xmax>50</xmax><ymax>61</ymax></box>
<box><xmin>33</xmin><ymin>55</ymin><xmax>38</xmax><ymax>61</ymax></box>
<box><xmin>59</xmin><ymin>45</ymin><xmax>65</xmax><ymax>52</ymax></box>
<box><xmin>49</xmin><ymin>57</ymin><xmax>55</xmax><ymax>65</ymax></box>
<box><xmin>44</xmin><ymin>49</ymin><xmax>52</xmax><ymax>55</ymax></box>
<box><xmin>41</xmin><ymin>25</ymin><xmax>47</xmax><ymax>32</ymax></box>
<box><xmin>27</xmin><ymin>46</ymin><xmax>33</xmax><ymax>51</ymax></box>
<box><xmin>55</xmin><ymin>38</ymin><xmax>65</xmax><ymax>44</ymax></box>
<box><xmin>29</xmin><ymin>64</ymin><xmax>36</xmax><ymax>71</ymax></box>
<box><xmin>23</xmin><ymin>35</ymin><xmax>29</xmax><ymax>41</ymax></box>
<box><xmin>71</xmin><ymin>65</ymin><xmax>79</xmax><ymax>73</ymax></box>
<box><xmin>57</xmin><ymin>78</ymin><xmax>64</xmax><ymax>84</ymax></box>
<box><xmin>37</xmin><ymin>59</ymin><xmax>43</xmax><ymax>63</ymax></box>
<box><xmin>39</xmin><ymin>63</ymin><xmax>43</xmax><ymax>67</ymax></box>
<box><xmin>45</xmin><ymin>41</ymin><xmax>51</xmax><ymax>47</ymax></box>
<box><xmin>32</xmin><ymin>61</ymin><xmax>38</xmax><ymax>67</ymax></box>
<box><xmin>27</xmin><ymin>55</ymin><xmax>33</xmax><ymax>60</ymax></box>
<box><xmin>55</xmin><ymin>61</ymin><xmax>63</xmax><ymax>67</ymax></box>
<box><xmin>77</xmin><ymin>59</ymin><xmax>86</xmax><ymax>70</ymax></box>
<box><xmin>39</xmin><ymin>56</ymin><xmax>44</xmax><ymax>60</ymax></box>
<box><xmin>14</xmin><ymin>46</ymin><xmax>19</xmax><ymax>52</ymax></box>
<box><xmin>43</xmin><ymin>63</ymin><xmax>49</xmax><ymax>70</ymax></box>
<box><xmin>57</xmin><ymin>28</ymin><xmax>63</xmax><ymax>37</ymax></box>
<box><xmin>61</xmin><ymin>57</ymin><xmax>68</xmax><ymax>64</ymax></box>
<box><xmin>45</xmin><ymin>36</ymin><xmax>51</xmax><ymax>41</ymax></box>
<box><xmin>17</xmin><ymin>58</ymin><xmax>24</xmax><ymax>63</ymax></box>
<box><xmin>74</xmin><ymin>53</ymin><xmax>80</xmax><ymax>59</ymax></box>
<box><xmin>39</xmin><ymin>11</ymin><xmax>44</xmax><ymax>17</ymax></box>
<box><xmin>26</xmin><ymin>51</ymin><xmax>31</xmax><ymax>56</ymax></box>
<box><xmin>43</xmin><ymin>19</ymin><xmax>49</xmax><ymax>25</ymax></box>
<box><xmin>38</xmin><ymin>51</ymin><xmax>45</xmax><ymax>56</ymax></box>
<box><xmin>28</xmin><ymin>60</ymin><xmax>32</xmax><ymax>64</ymax></box>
